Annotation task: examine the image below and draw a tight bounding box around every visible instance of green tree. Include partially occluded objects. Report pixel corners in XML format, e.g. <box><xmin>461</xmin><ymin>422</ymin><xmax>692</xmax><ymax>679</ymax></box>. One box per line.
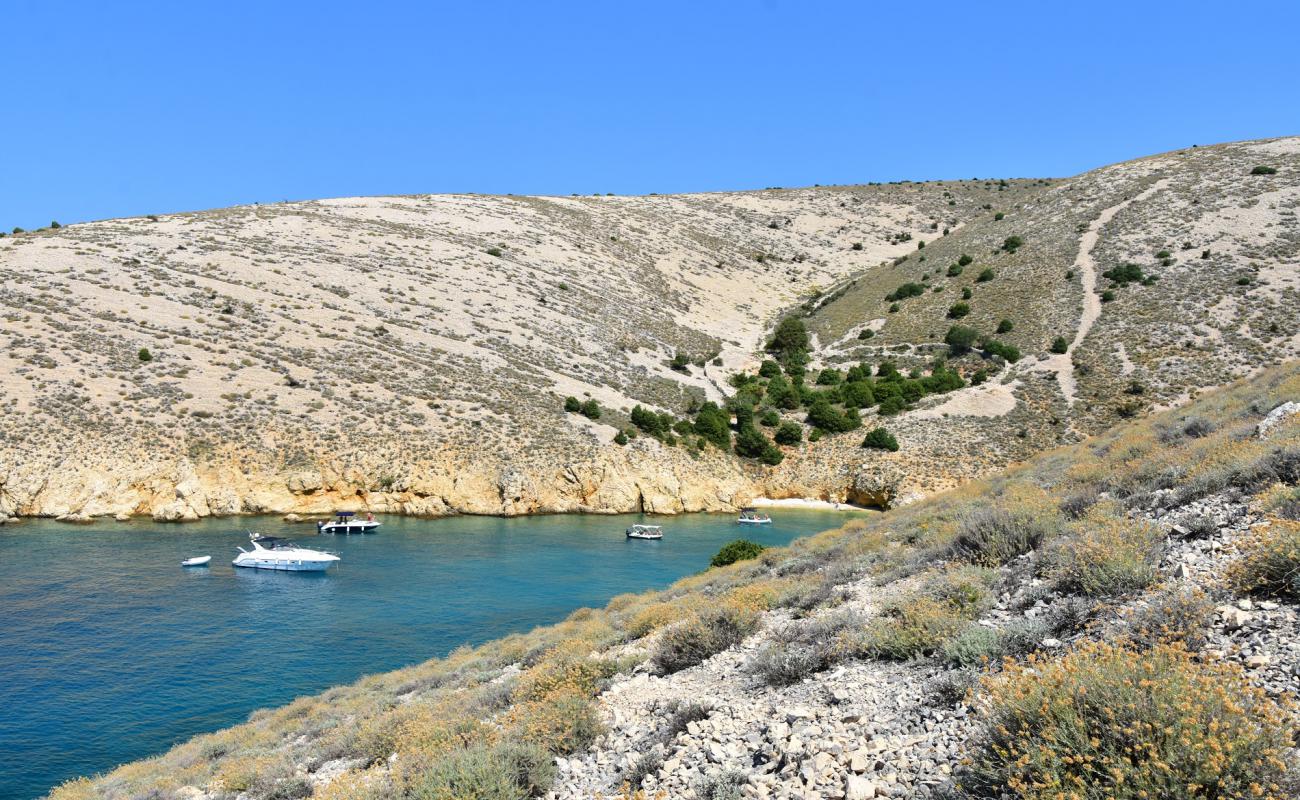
<box><xmin>841</xmin><ymin>380</ymin><xmax>875</xmax><ymax>409</ymax></box>
<box><xmin>767</xmin><ymin>316</ymin><xmax>809</xmax><ymax>357</ymax></box>
<box><xmin>613</xmin><ymin>431</ymin><xmax>629</xmax><ymax>445</ymax></box>
<box><xmin>945</xmin><ymin>325</ymin><xmax>978</xmax><ymax>354</ymax></box>
<box><xmin>579</xmin><ymin>399</ymin><xmax>601</xmax><ymax>419</ymax></box>
<box><xmin>563</xmin><ymin>396</ymin><xmax>581</xmax><ymax>412</ymax></box>
<box><xmin>693</xmin><ymin>402</ymin><xmax>732</xmax><ymax>450</ymax></box>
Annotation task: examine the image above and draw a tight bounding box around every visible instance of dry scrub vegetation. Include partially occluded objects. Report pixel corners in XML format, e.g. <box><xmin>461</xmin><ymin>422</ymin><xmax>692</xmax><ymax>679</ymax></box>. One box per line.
<box><xmin>52</xmin><ymin>357</ymin><xmax>1300</xmax><ymax>799</ymax></box>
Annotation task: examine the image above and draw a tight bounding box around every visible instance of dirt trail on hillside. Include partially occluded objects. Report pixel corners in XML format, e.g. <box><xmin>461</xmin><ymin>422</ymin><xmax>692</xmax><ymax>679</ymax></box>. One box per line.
<box><xmin>1043</xmin><ymin>178</ymin><xmax>1171</xmax><ymax>406</ymax></box>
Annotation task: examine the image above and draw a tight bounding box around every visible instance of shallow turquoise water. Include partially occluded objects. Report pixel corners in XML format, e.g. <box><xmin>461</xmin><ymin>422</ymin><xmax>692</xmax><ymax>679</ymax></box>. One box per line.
<box><xmin>0</xmin><ymin>509</ymin><xmax>861</xmax><ymax>799</ymax></box>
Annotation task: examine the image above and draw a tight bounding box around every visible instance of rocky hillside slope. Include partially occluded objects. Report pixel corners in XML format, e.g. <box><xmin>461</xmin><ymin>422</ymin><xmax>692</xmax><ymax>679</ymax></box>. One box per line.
<box><xmin>2</xmin><ymin>138</ymin><xmax>1297</xmax><ymax>521</ymax></box>
<box><xmin>50</xmin><ymin>361</ymin><xmax>1300</xmax><ymax>800</ymax></box>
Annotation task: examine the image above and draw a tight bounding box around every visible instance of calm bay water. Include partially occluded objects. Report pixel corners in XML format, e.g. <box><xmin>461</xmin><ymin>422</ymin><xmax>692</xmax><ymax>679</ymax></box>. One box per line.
<box><xmin>0</xmin><ymin>509</ymin><xmax>858</xmax><ymax>799</ymax></box>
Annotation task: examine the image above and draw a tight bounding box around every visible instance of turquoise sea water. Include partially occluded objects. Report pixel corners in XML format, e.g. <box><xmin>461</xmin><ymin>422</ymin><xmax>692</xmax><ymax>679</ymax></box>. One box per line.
<box><xmin>0</xmin><ymin>509</ymin><xmax>861</xmax><ymax>799</ymax></box>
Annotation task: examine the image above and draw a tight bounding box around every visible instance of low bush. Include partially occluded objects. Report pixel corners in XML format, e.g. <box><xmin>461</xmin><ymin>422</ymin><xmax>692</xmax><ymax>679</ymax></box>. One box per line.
<box><xmin>960</xmin><ymin>641</ymin><xmax>1298</xmax><ymax>799</ymax></box>
<box><xmin>1000</xmin><ymin>236</ymin><xmax>1022</xmax><ymax>253</ymax></box>
<box><xmin>947</xmin><ymin>302</ymin><xmax>971</xmax><ymax>319</ymax></box>
<box><xmin>653</xmin><ymin>606</ymin><xmax>759</xmax><ymax>674</ymax></box>
<box><xmin>773</xmin><ymin>421</ymin><xmax>802</xmax><ymax>445</ymax></box>
<box><xmin>697</xmin><ymin>770</ymin><xmax>748</xmax><ymax>800</ymax></box>
<box><xmin>402</xmin><ymin>740</ymin><xmax>555</xmax><ymax>799</ymax></box>
<box><xmin>1109</xmin><ymin>584</ymin><xmax>1214</xmax><ymax>650</ymax></box>
<box><xmin>861</xmin><ymin>596</ymin><xmax>965</xmax><ymax>660</ymax></box>
<box><xmin>1228</xmin><ymin>520</ymin><xmax>1300</xmax><ymax>600</ymax></box>
<box><xmin>579</xmin><ymin>399</ymin><xmax>601</xmax><ymax>419</ymax></box>
<box><xmin>1048</xmin><ymin>335</ymin><xmax>1068</xmax><ymax>354</ymax></box>
<box><xmin>711</xmin><ymin>539</ymin><xmax>765</xmax><ymax>568</ymax></box>
<box><xmin>949</xmin><ymin>505</ymin><xmax>1054</xmax><ymax>566</ymax></box>
<box><xmin>1048</xmin><ymin>515</ymin><xmax>1161</xmax><ymax>597</ymax></box>
<box><xmin>861</xmin><ymin>427</ymin><xmax>899</xmax><ymax>452</ymax></box>
<box><xmin>1251</xmin><ymin>164</ymin><xmax>1279</xmax><ymax>175</ymax></box>
<box><xmin>749</xmin><ymin>611</ymin><xmax>861</xmax><ymax>686</ymax></box>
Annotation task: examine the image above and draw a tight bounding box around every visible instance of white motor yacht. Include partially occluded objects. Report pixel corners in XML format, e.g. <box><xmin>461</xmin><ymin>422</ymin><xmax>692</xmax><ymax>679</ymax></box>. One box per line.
<box><xmin>626</xmin><ymin>524</ymin><xmax>664</xmax><ymax>540</ymax></box>
<box><xmin>317</xmin><ymin>511</ymin><xmax>381</xmax><ymax>534</ymax></box>
<box><xmin>233</xmin><ymin>534</ymin><xmax>340</xmax><ymax>571</ymax></box>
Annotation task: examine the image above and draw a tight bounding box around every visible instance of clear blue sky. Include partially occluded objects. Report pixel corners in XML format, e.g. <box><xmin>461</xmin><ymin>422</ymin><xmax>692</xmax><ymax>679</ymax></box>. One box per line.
<box><xmin>4</xmin><ymin>0</ymin><xmax>1298</xmax><ymax>230</ymax></box>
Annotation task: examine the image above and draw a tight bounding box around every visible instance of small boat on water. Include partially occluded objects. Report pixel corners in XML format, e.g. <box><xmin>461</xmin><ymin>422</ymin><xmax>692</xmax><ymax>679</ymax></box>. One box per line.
<box><xmin>317</xmin><ymin>511</ymin><xmax>380</xmax><ymax>535</ymax></box>
<box><xmin>626</xmin><ymin>524</ymin><xmax>664</xmax><ymax>540</ymax></box>
<box><xmin>181</xmin><ymin>555</ymin><xmax>211</xmax><ymax>567</ymax></box>
<box><xmin>233</xmin><ymin>533</ymin><xmax>340</xmax><ymax>572</ymax></box>
<box><xmin>737</xmin><ymin>508</ymin><xmax>772</xmax><ymax>525</ymax></box>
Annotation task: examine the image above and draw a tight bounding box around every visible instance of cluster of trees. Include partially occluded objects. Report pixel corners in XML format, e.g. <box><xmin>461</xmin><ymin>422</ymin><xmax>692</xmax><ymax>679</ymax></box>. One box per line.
<box><xmin>945</xmin><ymin>325</ymin><xmax>1021</xmax><ymax>363</ymax></box>
<box><xmin>562</xmin><ymin>396</ymin><xmax>602</xmax><ymax>419</ymax></box>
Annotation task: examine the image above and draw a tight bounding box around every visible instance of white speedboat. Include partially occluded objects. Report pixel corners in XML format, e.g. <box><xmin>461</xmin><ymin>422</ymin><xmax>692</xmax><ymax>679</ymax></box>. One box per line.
<box><xmin>626</xmin><ymin>524</ymin><xmax>664</xmax><ymax>540</ymax></box>
<box><xmin>233</xmin><ymin>534</ymin><xmax>340</xmax><ymax>572</ymax></box>
<box><xmin>181</xmin><ymin>555</ymin><xmax>211</xmax><ymax>567</ymax></box>
<box><xmin>317</xmin><ymin>511</ymin><xmax>380</xmax><ymax>534</ymax></box>
<box><xmin>737</xmin><ymin>508</ymin><xmax>772</xmax><ymax>524</ymax></box>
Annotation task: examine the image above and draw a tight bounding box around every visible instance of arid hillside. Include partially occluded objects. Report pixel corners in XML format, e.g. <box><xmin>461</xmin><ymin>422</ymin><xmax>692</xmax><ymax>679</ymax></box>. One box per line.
<box><xmin>1</xmin><ymin>138</ymin><xmax>1296</xmax><ymax>521</ymax></box>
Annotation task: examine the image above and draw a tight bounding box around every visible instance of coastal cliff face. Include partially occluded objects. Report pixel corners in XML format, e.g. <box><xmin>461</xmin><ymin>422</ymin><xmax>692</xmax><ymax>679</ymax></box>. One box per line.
<box><xmin>2</xmin><ymin>138</ymin><xmax>1297</xmax><ymax>523</ymax></box>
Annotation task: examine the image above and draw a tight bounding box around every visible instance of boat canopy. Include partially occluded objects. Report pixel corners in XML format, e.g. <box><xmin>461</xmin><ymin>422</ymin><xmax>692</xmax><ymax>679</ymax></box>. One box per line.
<box><xmin>335</xmin><ymin>511</ymin><xmax>356</xmax><ymax>518</ymax></box>
<box><xmin>741</xmin><ymin>507</ymin><xmax>758</xmax><ymax>512</ymax></box>
<box><xmin>252</xmin><ymin>536</ymin><xmax>291</xmax><ymax>546</ymax></box>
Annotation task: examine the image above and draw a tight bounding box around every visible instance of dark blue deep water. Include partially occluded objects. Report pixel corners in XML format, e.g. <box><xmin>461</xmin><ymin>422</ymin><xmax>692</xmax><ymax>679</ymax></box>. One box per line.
<box><xmin>0</xmin><ymin>509</ymin><xmax>860</xmax><ymax>799</ymax></box>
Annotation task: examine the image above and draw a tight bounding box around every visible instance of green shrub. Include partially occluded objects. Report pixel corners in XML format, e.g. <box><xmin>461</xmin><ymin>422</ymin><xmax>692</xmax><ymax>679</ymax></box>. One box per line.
<box><xmin>996</xmin><ymin>319</ymin><xmax>1014</xmax><ymax>334</ymax></box>
<box><xmin>1048</xmin><ymin>336</ymin><xmax>1069</xmax><ymax>354</ymax></box>
<box><xmin>562</xmin><ymin>396</ymin><xmax>581</xmax><ymax>413</ymax></box>
<box><xmin>137</xmin><ymin>348</ymin><xmax>153</xmax><ymax>362</ymax></box>
<box><xmin>856</xmin><ymin>328</ymin><xmax>875</xmax><ymax>340</ymax></box>
<box><xmin>877</xmin><ymin>395</ymin><xmax>907</xmax><ymax>416</ymax></box>
<box><xmin>485</xmin><ymin>246</ymin><xmax>503</xmax><ymax>257</ymax></box>
<box><xmin>861</xmin><ymin>427</ymin><xmax>899</xmax><ymax>452</ymax></box>
<box><xmin>698</xmin><ymin>770</ymin><xmax>748</xmax><ymax>800</ymax></box>
<box><xmin>1000</xmin><ymin>236</ymin><xmax>1023</xmax><ymax>253</ymax></box>
<box><xmin>981</xmin><ymin>338</ymin><xmax>1020</xmax><ymax>363</ymax></box>
<box><xmin>613</xmin><ymin>431</ymin><xmax>628</xmax><ymax>446</ymax></box>
<box><xmin>947</xmin><ymin>302</ymin><xmax>970</xmax><ymax>319</ymax></box>
<box><xmin>940</xmin><ymin>622</ymin><xmax>1047</xmax><ymax>668</ymax></box>
<box><xmin>1102</xmin><ymin>262</ymin><xmax>1144</xmax><ymax>285</ymax></box>
<box><xmin>1100</xmin><ymin>289</ymin><xmax>1116</xmax><ymax>302</ymax></box>
<box><xmin>885</xmin><ymin>282</ymin><xmax>926</xmax><ymax>302</ymax></box>
<box><xmin>961</xmin><ymin>641</ymin><xmax>1298</xmax><ymax>800</ymax></box>
<box><xmin>759</xmin><ymin>408</ymin><xmax>780</xmax><ymax>427</ymax></box>
<box><xmin>579</xmin><ymin>399</ymin><xmax>601</xmax><ymax>419</ymax></box>
<box><xmin>840</xmin><ymin>380</ymin><xmax>874</xmax><ymax>408</ymax></box>
<box><xmin>815</xmin><ymin>367</ymin><xmax>842</xmax><ymax>385</ymax></box>
<box><xmin>993</xmin><ymin>211</ymin><xmax>1005</xmax><ymax>221</ymax></box>
<box><xmin>976</xmin><ymin>268</ymin><xmax>995</xmax><ymax>282</ymax></box>
<box><xmin>773</xmin><ymin>421</ymin><xmax>802</xmax><ymax>445</ymax></box>
<box><xmin>711</xmin><ymin>539</ymin><xmax>766</xmax><ymax>568</ymax></box>
<box><xmin>958</xmin><ymin>253</ymin><xmax>974</xmax><ymax>266</ymax></box>
<box><xmin>1228</xmin><ymin>520</ymin><xmax>1300</xmax><ymax>599</ymax></box>
<box><xmin>947</xmin><ymin>263</ymin><xmax>964</xmax><ymax>277</ymax></box>
<box><xmin>1251</xmin><ymin>164</ymin><xmax>1278</xmax><ymax>175</ymax></box>
<box><xmin>653</xmin><ymin>606</ymin><xmax>759</xmax><ymax>674</ymax></box>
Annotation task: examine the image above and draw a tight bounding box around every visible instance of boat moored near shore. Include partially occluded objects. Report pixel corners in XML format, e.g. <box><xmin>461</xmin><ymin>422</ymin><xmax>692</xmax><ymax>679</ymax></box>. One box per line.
<box><xmin>317</xmin><ymin>511</ymin><xmax>380</xmax><ymax>535</ymax></box>
<box><xmin>233</xmin><ymin>534</ymin><xmax>340</xmax><ymax>571</ymax></box>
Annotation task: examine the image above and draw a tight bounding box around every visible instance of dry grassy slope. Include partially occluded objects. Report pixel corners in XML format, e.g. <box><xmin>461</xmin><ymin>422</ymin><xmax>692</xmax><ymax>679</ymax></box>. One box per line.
<box><xmin>0</xmin><ymin>181</ymin><xmax>1012</xmax><ymax>520</ymax></box>
<box><xmin>808</xmin><ymin>137</ymin><xmax>1300</xmax><ymax>437</ymax></box>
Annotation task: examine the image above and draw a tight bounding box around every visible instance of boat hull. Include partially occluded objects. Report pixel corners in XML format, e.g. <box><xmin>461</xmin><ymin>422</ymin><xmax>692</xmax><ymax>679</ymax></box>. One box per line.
<box><xmin>232</xmin><ymin>558</ymin><xmax>336</xmax><ymax>571</ymax></box>
<box><xmin>318</xmin><ymin>522</ymin><xmax>380</xmax><ymax>534</ymax></box>
<box><xmin>737</xmin><ymin>519</ymin><xmax>772</xmax><ymax>524</ymax></box>
<box><xmin>181</xmin><ymin>557</ymin><xmax>211</xmax><ymax>567</ymax></box>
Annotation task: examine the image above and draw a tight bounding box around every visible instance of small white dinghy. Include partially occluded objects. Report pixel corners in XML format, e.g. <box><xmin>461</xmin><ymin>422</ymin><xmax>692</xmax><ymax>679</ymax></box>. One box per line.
<box><xmin>181</xmin><ymin>556</ymin><xmax>212</xmax><ymax>567</ymax></box>
<box><xmin>737</xmin><ymin>507</ymin><xmax>772</xmax><ymax>525</ymax></box>
<box><xmin>626</xmin><ymin>524</ymin><xmax>664</xmax><ymax>540</ymax></box>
